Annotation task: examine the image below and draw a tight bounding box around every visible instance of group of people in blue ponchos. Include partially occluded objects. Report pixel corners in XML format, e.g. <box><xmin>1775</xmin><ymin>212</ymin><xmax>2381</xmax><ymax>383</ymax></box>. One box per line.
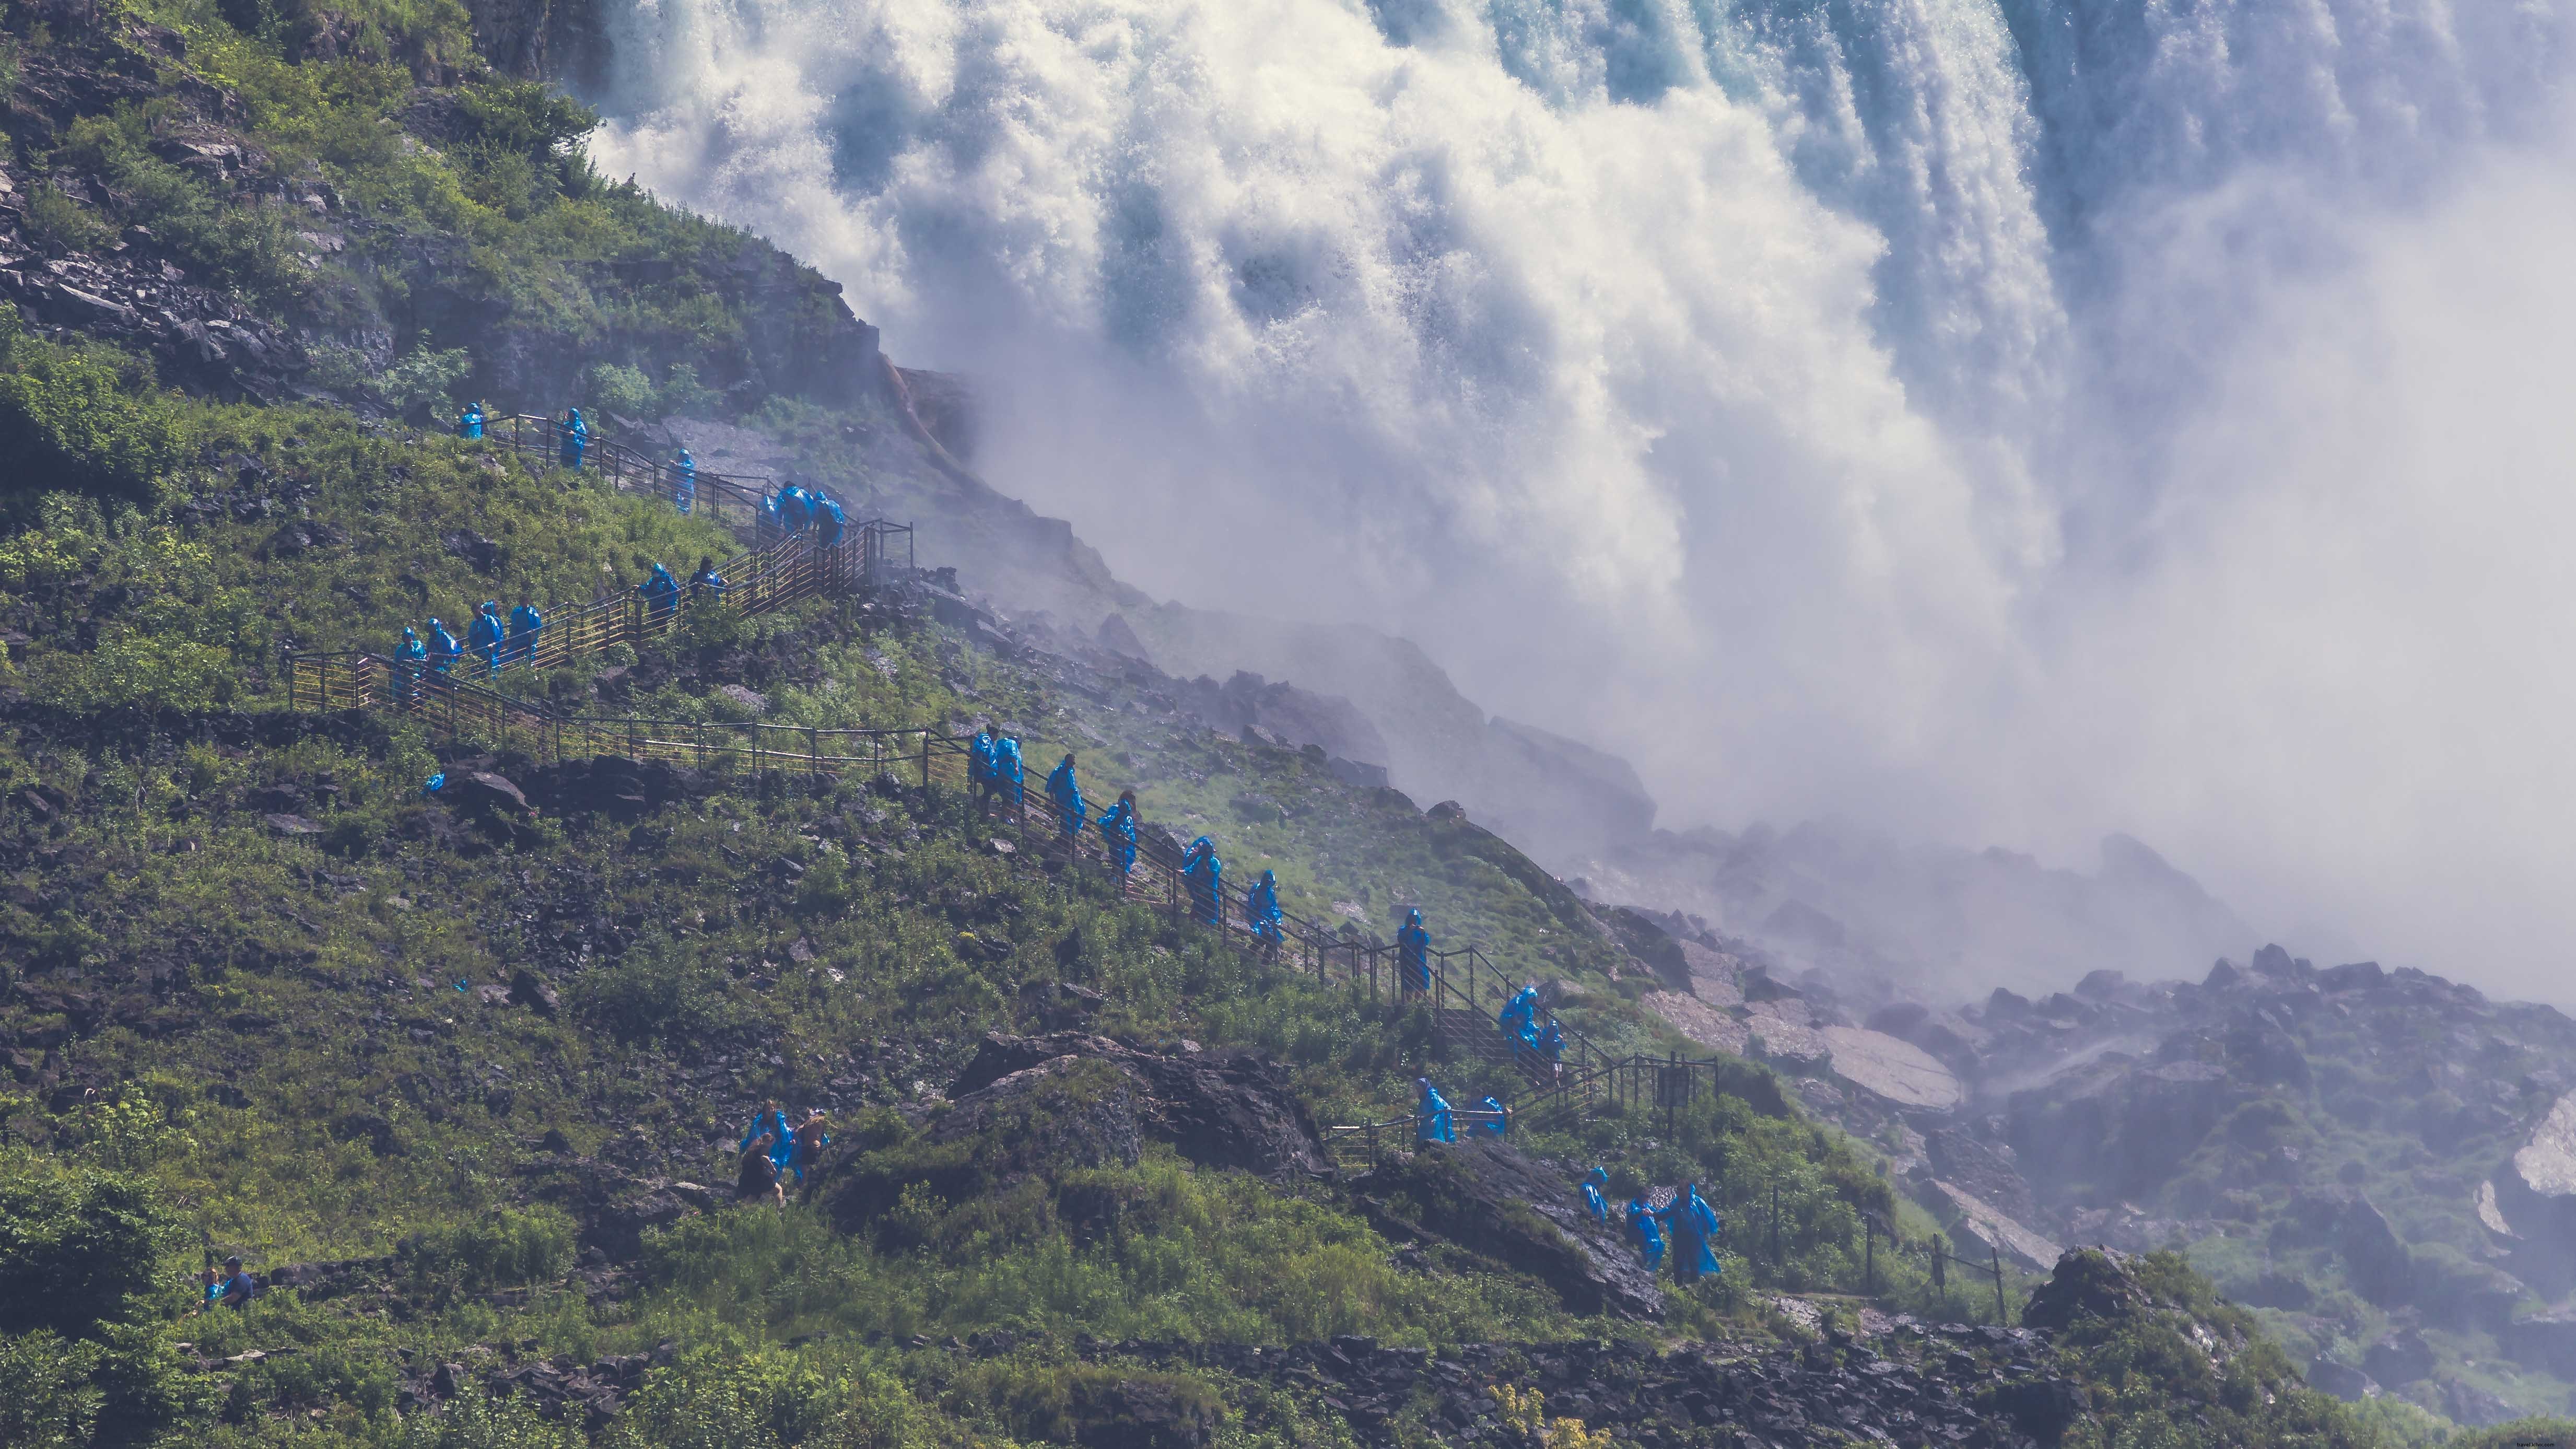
<box><xmin>736</xmin><ymin>1102</ymin><xmax>832</xmax><ymax>1207</ymax></box>
<box><xmin>1411</xmin><ymin>1078</ymin><xmax>1511</xmax><ymax>1144</ymax></box>
<box><xmin>766</xmin><ymin>482</ymin><xmax>851</xmax><ymax>547</ymax></box>
<box><xmin>399</xmin><ymin>594</ymin><xmax>548</xmax><ymax>688</ymax></box>
<box><xmin>971</xmin><ymin>724</ymin><xmax>1027</xmax><ymax>812</ymax></box>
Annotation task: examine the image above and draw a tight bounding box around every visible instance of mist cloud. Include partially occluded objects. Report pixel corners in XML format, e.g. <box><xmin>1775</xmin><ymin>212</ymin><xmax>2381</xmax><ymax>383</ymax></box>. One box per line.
<box><xmin>588</xmin><ymin>0</ymin><xmax>2576</xmax><ymax>997</ymax></box>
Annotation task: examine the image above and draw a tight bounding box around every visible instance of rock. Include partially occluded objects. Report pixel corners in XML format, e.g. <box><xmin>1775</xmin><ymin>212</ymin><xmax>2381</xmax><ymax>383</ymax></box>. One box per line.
<box><xmin>1067</xmin><ymin>1376</ymin><xmax>1220</xmax><ymax>1449</ymax></box>
<box><xmin>2499</xmin><ymin>1091</ymin><xmax>2576</xmax><ymax>1294</ymax></box>
<box><xmin>2437</xmin><ymin>1375</ymin><xmax>2522</xmax><ymax>1427</ymax></box>
<box><xmin>1928</xmin><ymin>1179</ymin><xmax>2063</xmax><ymax>1271</ymax></box>
<box><xmin>263</xmin><ymin>812</ymin><xmax>322</xmax><ymax>835</ymax></box>
<box><xmin>1640</xmin><ymin>990</ymin><xmax>1749</xmax><ymax>1056</ymax></box>
<box><xmin>441</xmin><ymin>529</ymin><xmax>504</xmax><ymax>574</ymax></box>
<box><xmin>717</xmin><ymin>683</ymin><xmax>768</xmax><ymax>714</ymax></box>
<box><xmin>2305</xmin><ymin>1355</ymin><xmax>2380</xmax><ymax>1401</ymax></box>
<box><xmin>1925</xmin><ymin>1128</ymin><xmax>2038</xmax><ymax>1223</ymax></box>
<box><xmin>2238</xmin><ymin>1269</ymin><xmax>2314</xmax><ymax>1311</ymax></box>
<box><xmin>520</xmin><ymin>755</ymin><xmax>702</xmax><ymax>820</ymax></box>
<box><xmin>451</xmin><ymin>770</ymin><xmax>530</xmax><ymax>818</ymax></box>
<box><xmin>2073</xmin><ymin>969</ymin><xmax>2128</xmax><ymax>999</ymax></box>
<box><xmin>432</xmin><ymin>1362</ymin><xmax>469</xmax><ymax>1398</ymax></box>
<box><xmin>1096</xmin><ymin>613</ymin><xmax>1151</xmax><ymax>661</ymax></box>
<box><xmin>1676</xmin><ymin>940</ymin><xmax>1746</xmax><ymax>1006</ymax></box>
<box><xmin>1989</xmin><ymin>1376</ymin><xmax>2083</xmax><ymax>1443</ymax></box>
<box><xmin>926</xmin><ymin>1056</ymin><xmax>1141</xmax><ymax>1172</ymax></box>
<box><xmin>947</xmin><ymin>1033</ymin><xmax>1326</xmax><ymax>1178</ymax></box>
<box><xmin>2318</xmin><ymin>961</ymin><xmax>2387</xmax><ymax>992</ymax></box>
<box><xmin>1746</xmin><ymin>1005</ymin><xmax>1831</xmax><ymax>1069</ymax></box>
<box><xmin>2362</xmin><ymin>1329</ymin><xmax>2435</xmax><ymax>1387</ymax></box>
<box><xmin>2022</xmin><ymin>1247</ymin><xmax>2152</xmax><ymax>1330</ymax></box>
<box><xmin>592</xmin><ymin>1187</ymin><xmax>693</xmax><ymax>1263</ymax></box>
<box><xmin>2477</xmin><ymin>1178</ymin><xmax>2521</xmax><ymax>1239</ymax></box>
<box><xmin>2275</xmin><ymin>1188</ymin><xmax>2412</xmax><ymax>1306</ymax></box>
<box><xmin>509</xmin><ymin>968</ymin><xmax>560</xmax><ymax>1015</ymax></box>
<box><xmin>1821</xmin><ymin>1026</ymin><xmax>1963</xmax><ymax>1109</ymax></box>
<box><xmin>2506</xmin><ymin>1311</ymin><xmax>2576</xmax><ymax>1376</ymax></box>
<box><xmin>1351</xmin><ymin>1138</ymin><xmax>1664</xmax><ymax>1319</ymax></box>
<box><xmin>2007</xmin><ymin>1058</ymin><xmax>2245</xmax><ymax>1199</ymax></box>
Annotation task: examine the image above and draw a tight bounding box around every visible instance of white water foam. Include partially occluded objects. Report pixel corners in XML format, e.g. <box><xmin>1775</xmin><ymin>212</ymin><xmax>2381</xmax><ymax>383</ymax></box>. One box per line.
<box><xmin>588</xmin><ymin>0</ymin><xmax>2576</xmax><ymax>992</ymax></box>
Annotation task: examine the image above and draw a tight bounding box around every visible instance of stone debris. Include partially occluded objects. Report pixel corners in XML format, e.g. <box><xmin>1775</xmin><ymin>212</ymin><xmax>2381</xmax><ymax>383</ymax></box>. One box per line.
<box><xmin>1819</xmin><ymin>1025</ymin><xmax>1962</xmax><ymax>1109</ymax></box>
<box><xmin>1641</xmin><ymin>990</ymin><xmax>1750</xmax><ymax>1056</ymax></box>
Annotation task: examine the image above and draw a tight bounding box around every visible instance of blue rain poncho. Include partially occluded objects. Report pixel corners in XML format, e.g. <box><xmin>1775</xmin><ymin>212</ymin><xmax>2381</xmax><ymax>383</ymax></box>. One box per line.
<box><xmin>558</xmin><ymin>409</ymin><xmax>588</xmax><ymax>469</ymax></box>
<box><xmin>1499</xmin><ymin>983</ymin><xmax>1540</xmax><ymax>1038</ymax></box>
<box><xmin>1097</xmin><ymin>798</ymin><xmax>1139</xmax><ymax>874</ymax></box>
<box><xmin>1397</xmin><ymin>909</ymin><xmax>1431</xmax><ymax>991</ymax></box>
<box><xmin>1182</xmin><ymin>837</ymin><xmax>1223</xmax><ymax>925</ymax></box>
<box><xmin>1538</xmin><ymin>1018</ymin><xmax>1565</xmax><ymax>1061</ymax></box>
<box><xmin>691</xmin><ymin>562</ymin><xmax>728</xmax><ymax>595</ymax></box>
<box><xmin>674</xmin><ymin>450</ymin><xmax>697</xmax><ymax>515</ymax></box>
<box><xmin>1414</xmin><ymin>1079</ymin><xmax>1456</xmax><ymax>1143</ymax></box>
<box><xmin>776</xmin><ymin>485</ymin><xmax>814</xmax><ymax>534</ymax></box>
<box><xmin>740</xmin><ymin>1108</ymin><xmax>796</xmax><ymax>1173</ymax></box>
<box><xmin>1626</xmin><ymin>1197</ymin><xmax>1666</xmax><ymax>1269</ymax></box>
<box><xmin>1583</xmin><ymin>1166</ymin><xmax>1610</xmax><ymax>1222</ymax></box>
<box><xmin>971</xmin><ymin>730</ymin><xmax>1002</xmax><ymax>791</ymax></box>
<box><xmin>456</xmin><ymin>401</ymin><xmax>484</xmax><ymax>440</ymax></box>
<box><xmin>1474</xmin><ymin>1095</ymin><xmax>1509</xmax><ymax>1138</ymax></box>
<box><xmin>466</xmin><ymin>603</ymin><xmax>506</xmax><ymax>675</ymax></box>
<box><xmin>1244</xmin><ymin>869</ymin><xmax>1282</xmax><ymax>943</ymax></box>
<box><xmin>1662</xmin><ymin>1185</ymin><xmax>1722</xmax><ymax>1277</ymax></box>
<box><xmin>509</xmin><ymin>602</ymin><xmax>544</xmax><ymax>664</ymax></box>
<box><xmin>1046</xmin><ymin>756</ymin><xmax>1084</xmax><ymax>837</ymax></box>
<box><xmin>640</xmin><ymin>562</ymin><xmax>681</xmax><ymax>621</ymax></box>
<box><xmin>994</xmin><ymin>736</ymin><xmax>1025</xmax><ymax>806</ymax></box>
<box><xmin>425</xmin><ymin>618</ymin><xmax>462</xmax><ymax>674</ymax></box>
<box><xmin>812</xmin><ymin>493</ymin><xmax>847</xmax><ymax>547</ymax></box>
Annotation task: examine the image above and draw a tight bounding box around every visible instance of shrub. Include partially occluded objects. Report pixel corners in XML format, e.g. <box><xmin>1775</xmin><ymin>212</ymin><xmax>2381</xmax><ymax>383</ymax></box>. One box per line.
<box><xmin>584</xmin><ymin>362</ymin><xmax>656</xmax><ymax>418</ymax></box>
<box><xmin>570</xmin><ymin>933</ymin><xmax>746</xmax><ymax>1046</ymax></box>
<box><xmin>22</xmin><ymin>185</ymin><xmax>111</xmax><ymax>252</ymax></box>
<box><xmin>0</xmin><ymin>1164</ymin><xmax>183</xmax><ymax>1340</ymax></box>
<box><xmin>0</xmin><ymin>334</ymin><xmax>191</xmax><ymax>512</ymax></box>
<box><xmin>396</xmin><ymin>1208</ymin><xmax>576</xmax><ymax>1300</ymax></box>
<box><xmin>0</xmin><ymin>1330</ymin><xmax>106</xmax><ymax>1449</ymax></box>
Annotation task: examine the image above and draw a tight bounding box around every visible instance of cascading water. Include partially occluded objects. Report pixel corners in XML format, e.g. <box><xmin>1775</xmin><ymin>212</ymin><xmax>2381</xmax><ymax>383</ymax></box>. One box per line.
<box><xmin>586</xmin><ymin>0</ymin><xmax>2576</xmax><ymax>990</ymax></box>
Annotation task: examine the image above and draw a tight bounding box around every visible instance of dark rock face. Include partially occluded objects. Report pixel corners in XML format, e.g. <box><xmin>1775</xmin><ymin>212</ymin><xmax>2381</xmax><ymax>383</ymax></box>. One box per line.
<box><xmin>1351</xmin><ymin>1138</ymin><xmax>1664</xmax><ymax>1321</ymax></box>
<box><xmin>949</xmin><ymin>1032</ymin><xmax>1327</xmax><ymax>1179</ymax></box>
<box><xmin>520</xmin><ymin>755</ymin><xmax>705</xmax><ymax>820</ymax></box>
<box><xmin>2008</xmin><ymin>1059</ymin><xmax>2245</xmax><ymax>1199</ymax></box>
<box><xmin>929</xmin><ymin>1057</ymin><xmax>1143</xmax><ymax>1173</ymax></box>
<box><xmin>512</xmin><ymin>1156</ymin><xmax>711</xmax><ymax>1263</ymax></box>
<box><xmin>1075</xmin><ymin>1324</ymin><xmax>2072</xmax><ymax>1449</ymax></box>
<box><xmin>2361</xmin><ymin>1329</ymin><xmax>2435</xmax><ymax>1387</ymax></box>
<box><xmin>2305</xmin><ymin>1355</ymin><xmax>2379</xmax><ymax>1401</ymax></box>
<box><xmin>2273</xmin><ymin>1188</ymin><xmax>2411</xmax><ymax>1306</ymax></box>
<box><xmin>1926</xmin><ymin>1127</ymin><xmax>2038</xmax><ymax>1223</ymax></box>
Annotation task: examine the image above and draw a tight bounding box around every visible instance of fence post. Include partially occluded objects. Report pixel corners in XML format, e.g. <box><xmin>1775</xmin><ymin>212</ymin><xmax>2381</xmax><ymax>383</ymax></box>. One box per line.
<box><xmin>1993</xmin><ymin>1245</ymin><xmax>2008</xmax><ymax>1324</ymax></box>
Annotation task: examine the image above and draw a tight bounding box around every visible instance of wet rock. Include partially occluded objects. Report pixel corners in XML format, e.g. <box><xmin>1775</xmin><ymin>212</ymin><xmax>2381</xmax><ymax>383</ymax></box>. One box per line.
<box><xmin>1641</xmin><ymin>990</ymin><xmax>1749</xmax><ymax>1056</ymax></box>
<box><xmin>2008</xmin><ymin>1058</ymin><xmax>2245</xmax><ymax>1200</ymax></box>
<box><xmin>2306</xmin><ymin>1355</ymin><xmax>2379</xmax><ymax>1401</ymax></box>
<box><xmin>2437</xmin><ymin>1374</ymin><xmax>2522</xmax><ymax>1427</ymax></box>
<box><xmin>1350</xmin><ymin>1139</ymin><xmax>1664</xmax><ymax>1320</ymax></box>
<box><xmin>2022</xmin><ymin>1248</ymin><xmax>2152</xmax><ymax>1330</ymax></box>
<box><xmin>1821</xmin><ymin>1025</ymin><xmax>1963</xmax><ymax>1109</ymax></box>
<box><xmin>2274</xmin><ymin>1188</ymin><xmax>2411</xmax><ymax>1306</ymax></box>
<box><xmin>949</xmin><ymin>1032</ymin><xmax>1326</xmax><ymax>1178</ymax></box>
<box><xmin>1926</xmin><ymin>1128</ymin><xmax>2039</xmax><ymax>1223</ymax></box>
<box><xmin>441</xmin><ymin>529</ymin><xmax>504</xmax><ymax>574</ymax></box>
<box><xmin>2362</xmin><ymin>1329</ymin><xmax>2436</xmax><ymax>1387</ymax></box>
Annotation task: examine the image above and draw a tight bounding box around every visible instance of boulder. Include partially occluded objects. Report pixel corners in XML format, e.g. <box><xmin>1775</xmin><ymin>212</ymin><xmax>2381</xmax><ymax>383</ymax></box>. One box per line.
<box><xmin>2498</xmin><ymin>1091</ymin><xmax>2576</xmax><ymax>1294</ymax></box>
<box><xmin>947</xmin><ymin>1033</ymin><xmax>1326</xmax><ymax>1178</ymax></box>
<box><xmin>1641</xmin><ymin>990</ymin><xmax>1749</xmax><ymax>1056</ymax></box>
<box><xmin>2437</xmin><ymin>1376</ymin><xmax>2522</xmax><ymax>1428</ymax></box>
<box><xmin>2274</xmin><ymin>1188</ymin><xmax>2413</xmax><ymax>1306</ymax></box>
<box><xmin>2362</xmin><ymin>1329</ymin><xmax>2436</xmax><ymax>1387</ymax></box>
<box><xmin>1676</xmin><ymin>940</ymin><xmax>1745</xmax><ymax>1006</ymax></box>
<box><xmin>1925</xmin><ymin>1128</ymin><xmax>2038</xmax><ymax>1223</ymax></box>
<box><xmin>2506</xmin><ymin>1311</ymin><xmax>2576</xmax><ymax>1377</ymax></box>
<box><xmin>1820</xmin><ymin>1026</ymin><xmax>1963</xmax><ymax>1109</ymax></box>
<box><xmin>2008</xmin><ymin>1058</ymin><xmax>2245</xmax><ymax>1199</ymax></box>
<box><xmin>2305</xmin><ymin>1356</ymin><xmax>2379</xmax><ymax>1401</ymax></box>
<box><xmin>2022</xmin><ymin>1247</ymin><xmax>2152</xmax><ymax>1330</ymax></box>
<box><xmin>1927</xmin><ymin>1179</ymin><xmax>2063</xmax><ymax>1271</ymax></box>
<box><xmin>927</xmin><ymin>1057</ymin><xmax>1142</xmax><ymax>1172</ymax></box>
<box><xmin>1745</xmin><ymin>1004</ymin><xmax>1831</xmax><ymax>1070</ymax></box>
<box><xmin>1351</xmin><ymin>1138</ymin><xmax>1664</xmax><ymax>1319</ymax></box>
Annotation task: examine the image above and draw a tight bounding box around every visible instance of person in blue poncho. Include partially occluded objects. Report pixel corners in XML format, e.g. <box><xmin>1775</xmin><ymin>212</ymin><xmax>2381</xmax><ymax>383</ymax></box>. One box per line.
<box><xmin>639</xmin><ymin>561</ymin><xmax>681</xmax><ymax>625</ymax></box>
<box><xmin>740</xmin><ymin>1102</ymin><xmax>795</xmax><ymax>1173</ymax></box>
<box><xmin>1046</xmin><ymin>754</ymin><xmax>1084</xmax><ymax>839</ymax></box>
<box><xmin>395</xmin><ymin>625</ymin><xmax>428</xmax><ymax>704</ymax></box>
<box><xmin>425</xmin><ymin>617</ymin><xmax>462</xmax><ymax>676</ymax></box>
<box><xmin>456</xmin><ymin>400</ymin><xmax>484</xmax><ymax>441</ymax></box>
<box><xmin>1244</xmin><ymin>869</ymin><xmax>1282</xmax><ymax>948</ymax></box>
<box><xmin>1583</xmin><ymin>1166</ymin><xmax>1610</xmax><ymax>1222</ymax></box>
<box><xmin>1659</xmin><ymin>1181</ymin><xmax>1722</xmax><ymax>1282</ymax></box>
<box><xmin>674</xmin><ymin>448</ymin><xmax>697</xmax><ymax>515</ymax></box>
<box><xmin>1397</xmin><ymin>908</ymin><xmax>1431</xmax><ymax>995</ymax></box>
<box><xmin>969</xmin><ymin>725</ymin><xmax>1003</xmax><ymax>811</ymax></box>
<box><xmin>509</xmin><ymin>593</ymin><xmax>544</xmax><ymax>667</ymax></box>
<box><xmin>1536</xmin><ymin>1018</ymin><xmax>1566</xmax><ymax>1084</ymax></box>
<box><xmin>558</xmin><ymin>408</ymin><xmax>588</xmax><ymax>470</ymax></box>
<box><xmin>1182</xmin><ymin>836</ymin><xmax>1223</xmax><ymax>926</ymax></box>
<box><xmin>775</xmin><ymin>484</ymin><xmax>813</xmax><ymax>535</ymax></box>
<box><xmin>812</xmin><ymin>491</ymin><xmax>847</xmax><ymax>547</ymax></box>
<box><xmin>1626</xmin><ymin>1195</ymin><xmax>1666</xmax><ymax>1270</ymax></box>
<box><xmin>466</xmin><ymin>600</ymin><xmax>506</xmax><ymax>677</ymax></box>
<box><xmin>994</xmin><ymin>733</ymin><xmax>1025</xmax><ymax>810</ymax></box>
<box><xmin>690</xmin><ymin>555</ymin><xmax>728</xmax><ymax>600</ymax></box>
<box><xmin>1097</xmin><ymin>789</ymin><xmax>1139</xmax><ymax>875</ymax></box>
<box><xmin>1473</xmin><ymin>1094</ymin><xmax>1509</xmax><ymax>1138</ymax></box>
<box><xmin>1414</xmin><ymin>1078</ymin><xmax>1455</xmax><ymax>1144</ymax></box>
<box><xmin>1499</xmin><ymin>981</ymin><xmax>1540</xmax><ymax>1040</ymax></box>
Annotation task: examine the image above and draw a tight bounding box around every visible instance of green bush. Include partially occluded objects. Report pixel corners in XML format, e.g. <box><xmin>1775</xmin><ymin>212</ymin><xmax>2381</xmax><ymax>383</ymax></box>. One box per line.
<box><xmin>396</xmin><ymin>1207</ymin><xmax>576</xmax><ymax>1300</ymax></box>
<box><xmin>570</xmin><ymin>932</ymin><xmax>747</xmax><ymax>1046</ymax></box>
<box><xmin>22</xmin><ymin>185</ymin><xmax>112</xmax><ymax>252</ymax></box>
<box><xmin>0</xmin><ymin>331</ymin><xmax>191</xmax><ymax>512</ymax></box>
<box><xmin>585</xmin><ymin>362</ymin><xmax>657</xmax><ymax>417</ymax></box>
<box><xmin>0</xmin><ymin>1164</ymin><xmax>183</xmax><ymax>1341</ymax></box>
<box><xmin>0</xmin><ymin>1330</ymin><xmax>106</xmax><ymax>1449</ymax></box>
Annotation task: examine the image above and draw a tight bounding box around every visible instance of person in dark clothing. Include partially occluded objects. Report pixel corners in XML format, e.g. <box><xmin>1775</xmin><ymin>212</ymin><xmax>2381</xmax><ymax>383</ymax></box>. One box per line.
<box><xmin>690</xmin><ymin>555</ymin><xmax>728</xmax><ymax>599</ymax></box>
<box><xmin>208</xmin><ymin>1255</ymin><xmax>256</xmax><ymax>1310</ymax></box>
<box><xmin>737</xmin><ymin>1132</ymin><xmax>784</xmax><ymax>1207</ymax></box>
<box><xmin>790</xmin><ymin>1111</ymin><xmax>830</xmax><ymax>1184</ymax></box>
